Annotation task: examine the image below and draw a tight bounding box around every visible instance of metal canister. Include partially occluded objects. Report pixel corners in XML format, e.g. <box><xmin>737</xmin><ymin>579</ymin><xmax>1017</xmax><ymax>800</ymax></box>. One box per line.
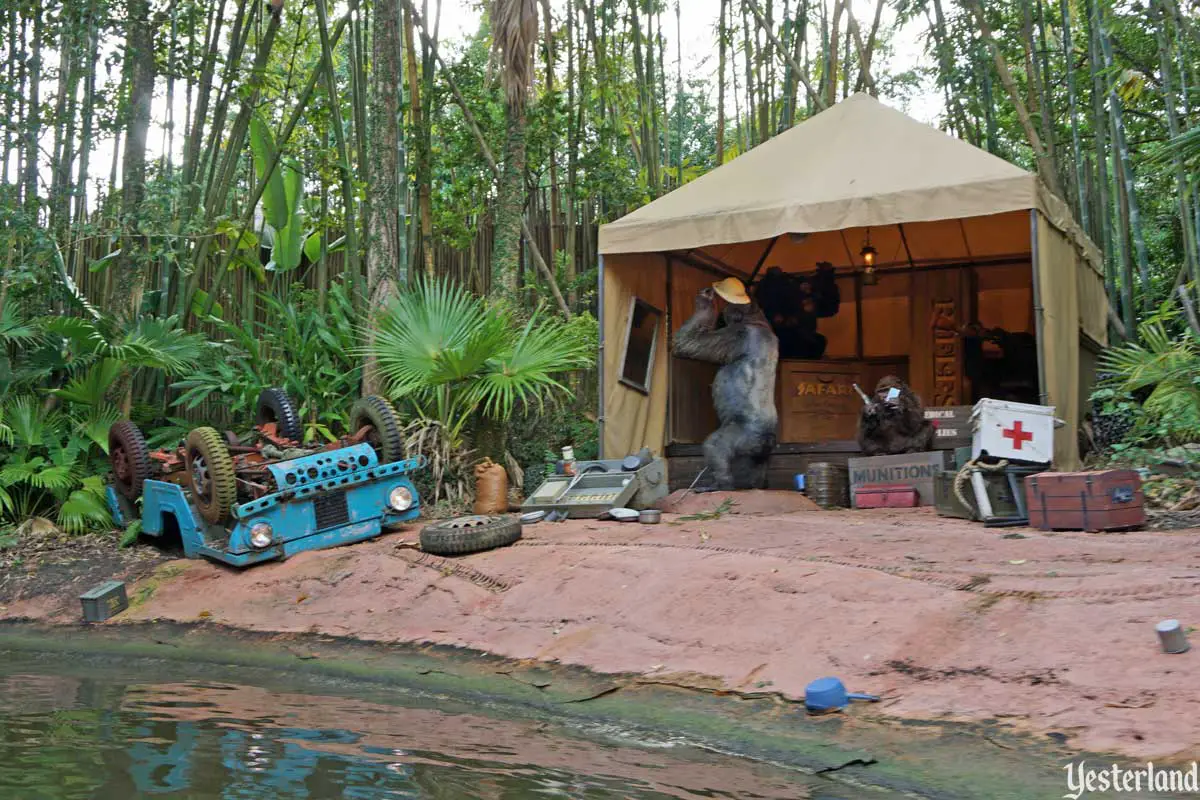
<box><xmin>806</xmin><ymin>463</ymin><xmax>849</xmax><ymax>508</ymax></box>
<box><xmin>1156</xmin><ymin>619</ymin><xmax>1191</xmax><ymax>654</ymax></box>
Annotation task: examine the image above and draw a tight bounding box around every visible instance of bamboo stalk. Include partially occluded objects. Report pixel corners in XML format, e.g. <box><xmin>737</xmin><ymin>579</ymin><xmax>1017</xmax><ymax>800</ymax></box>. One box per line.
<box><xmin>744</xmin><ymin>0</ymin><xmax>826</xmax><ymax>111</ymax></box>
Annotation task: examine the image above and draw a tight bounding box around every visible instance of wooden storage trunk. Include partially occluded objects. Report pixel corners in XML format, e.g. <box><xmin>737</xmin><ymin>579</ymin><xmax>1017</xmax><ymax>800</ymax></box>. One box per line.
<box><xmin>854</xmin><ymin>484</ymin><xmax>919</xmax><ymax>508</ymax></box>
<box><xmin>1024</xmin><ymin>470</ymin><xmax>1145</xmax><ymax>532</ymax></box>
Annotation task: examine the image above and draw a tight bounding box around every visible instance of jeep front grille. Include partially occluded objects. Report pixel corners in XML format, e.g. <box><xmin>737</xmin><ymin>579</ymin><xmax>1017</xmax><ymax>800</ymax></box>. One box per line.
<box><xmin>313</xmin><ymin>490</ymin><xmax>350</xmax><ymax>530</ymax></box>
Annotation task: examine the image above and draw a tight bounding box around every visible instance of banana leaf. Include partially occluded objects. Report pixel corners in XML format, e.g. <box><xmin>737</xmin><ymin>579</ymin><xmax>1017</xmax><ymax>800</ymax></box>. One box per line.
<box><xmin>250</xmin><ymin>114</ymin><xmax>289</xmax><ymax>231</ymax></box>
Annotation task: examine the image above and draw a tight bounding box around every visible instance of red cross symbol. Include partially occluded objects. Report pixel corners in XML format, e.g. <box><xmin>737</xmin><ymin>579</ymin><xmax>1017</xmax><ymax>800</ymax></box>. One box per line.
<box><xmin>1002</xmin><ymin>420</ymin><xmax>1034</xmax><ymax>450</ymax></box>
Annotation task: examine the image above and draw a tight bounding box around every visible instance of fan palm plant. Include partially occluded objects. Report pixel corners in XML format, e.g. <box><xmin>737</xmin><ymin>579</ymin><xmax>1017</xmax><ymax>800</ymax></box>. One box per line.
<box><xmin>362</xmin><ymin>279</ymin><xmax>592</xmax><ymax>449</ymax></box>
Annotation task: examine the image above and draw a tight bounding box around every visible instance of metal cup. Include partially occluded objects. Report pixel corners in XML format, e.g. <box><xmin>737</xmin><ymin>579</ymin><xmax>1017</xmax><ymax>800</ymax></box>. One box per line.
<box><xmin>1156</xmin><ymin>619</ymin><xmax>1191</xmax><ymax>654</ymax></box>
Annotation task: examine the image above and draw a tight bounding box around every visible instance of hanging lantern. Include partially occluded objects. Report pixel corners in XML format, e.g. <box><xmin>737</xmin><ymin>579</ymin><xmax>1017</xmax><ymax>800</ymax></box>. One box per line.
<box><xmin>860</xmin><ymin>230</ymin><xmax>878</xmax><ymax>285</ymax></box>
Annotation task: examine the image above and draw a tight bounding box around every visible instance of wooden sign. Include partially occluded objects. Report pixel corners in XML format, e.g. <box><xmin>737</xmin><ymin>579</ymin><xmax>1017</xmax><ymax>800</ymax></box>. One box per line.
<box><xmin>778</xmin><ymin>362</ymin><xmax>862</xmax><ymax>441</ymax></box>
<box><xmin>923</xmin><ymin>405</ymin><xmax>974</xmax><ymax>450</ymax></box>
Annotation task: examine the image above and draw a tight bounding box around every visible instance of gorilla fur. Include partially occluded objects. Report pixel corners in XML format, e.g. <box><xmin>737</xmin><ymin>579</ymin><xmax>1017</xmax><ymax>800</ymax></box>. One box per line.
<box><xmin>856</xmin><ymin>376</ymin><xmax>935</xmax><ymax>456</ymax></box>
<box><xmin>673</xmin><ymin>288</ymin><xmax>779</xmax><ymax>490</ymax></box>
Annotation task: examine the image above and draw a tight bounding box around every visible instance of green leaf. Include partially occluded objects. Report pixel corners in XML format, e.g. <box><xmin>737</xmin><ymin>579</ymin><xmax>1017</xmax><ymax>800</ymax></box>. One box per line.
<box><xmin>250</xmin><ymin>113</ymin><xmax>289</xmax><ymax>231</ymax></box>
<box><xmin>58</xmin><ymin>481</ymin><xmax>112</xmax><ymax>534</ymax></box>
<box><xmin>303</xmin><ymin>231</ymin><xmax>323</xmax><ymax>264</ymax></box>
<box><xmin>191</xmin><ymin>289</ymin><xmax>225</xmax><ymax>321</ymax></box>
<box><xmin>87</xmin><ymin>249</ymin><xmax>122</xmax><ymax>273</ymax></box>
<box><xmin>272</xmin><ymin>164</ymin><xmax>306</xmax><ymax>272</ymax></box>
<box><xmin>53</xmin><ymin>358</ymin><xmax>125</xmax><ymax>406</ymax></box>
<box><xmin>119</xmin><ymin>519</ymin><xmax>143</xmax><ymax>547</ymax></box>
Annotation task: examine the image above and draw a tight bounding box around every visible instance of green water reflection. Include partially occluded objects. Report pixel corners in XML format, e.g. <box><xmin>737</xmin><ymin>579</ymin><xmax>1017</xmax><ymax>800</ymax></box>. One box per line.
<box><xmin>0</xmin><ymin>654</ymin><xmax>859</xmax><ymax>799</ymax></box>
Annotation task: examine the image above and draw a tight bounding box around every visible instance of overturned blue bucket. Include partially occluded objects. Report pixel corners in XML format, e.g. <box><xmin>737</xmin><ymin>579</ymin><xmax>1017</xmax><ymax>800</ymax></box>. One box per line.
<box><xmin>804</xmin><ymin>677</ymin><xmax>880</xmax><ymax>713</ymax></box>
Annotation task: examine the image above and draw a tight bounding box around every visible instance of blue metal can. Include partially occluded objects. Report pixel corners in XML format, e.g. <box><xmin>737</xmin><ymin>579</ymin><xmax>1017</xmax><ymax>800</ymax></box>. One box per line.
<box><xmin>794</xmin><ymin>473</ymin><xmax>806</xmax><ymax>492</ymax></box>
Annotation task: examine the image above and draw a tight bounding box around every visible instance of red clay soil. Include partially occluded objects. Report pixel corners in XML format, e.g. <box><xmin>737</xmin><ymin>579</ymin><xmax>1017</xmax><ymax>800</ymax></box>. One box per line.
<box><xmin>8</xmin><ymin>497</ymin><xmax>1200</xmax><ymax>761</ymax></box>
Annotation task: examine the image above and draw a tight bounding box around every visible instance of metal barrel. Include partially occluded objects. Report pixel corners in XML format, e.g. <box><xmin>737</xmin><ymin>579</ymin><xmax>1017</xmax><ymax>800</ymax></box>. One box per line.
<box><xmin>806</xmin><ymin>463</ymin><xmax>849</xmax><ymax>508</ymax></box>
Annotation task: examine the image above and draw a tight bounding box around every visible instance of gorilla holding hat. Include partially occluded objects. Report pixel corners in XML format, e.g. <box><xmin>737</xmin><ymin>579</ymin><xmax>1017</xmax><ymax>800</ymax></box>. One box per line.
<box><xmin>673</xmin><ymin>276</ymin><xmax>779</xmax><ymax>491</ymax></box>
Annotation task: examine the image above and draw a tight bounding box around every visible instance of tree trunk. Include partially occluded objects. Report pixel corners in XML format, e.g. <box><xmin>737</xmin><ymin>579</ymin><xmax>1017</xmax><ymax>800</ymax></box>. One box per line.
<box><xmin>114</xmin><ymin>0</ymin><xmax>155</xmax><ymax>322</ymax></box>
<box><xmin>717</xmin><ymin>0</ymin><xmax>726</xmax><ymax>162</ymax></box>
<box><xmin>494</xmin><ymin>105</ymin><xmax>528</xmax><ymax>296</ymax></box>
<box><xmin>1086</xmin><ymin>0</ymin><xmax>1116</xmax><ymax>316</ymax></box>
<box><xmin>23</xmin><ymin>10</ymin><xmax>43</xmax><ymax>216</ymax></box>
<box><xmin>566</xmin><ymin>0</ymin><xmax>578</xmax><ymax>307</ymax></box>
<box><xmin>403</xmin><ymin>3</ymin><xmax>434</xmax><ymax>278</ymax></box>
<box><xmin>364</xmin><ymin>0</ymin><xmax>404</xmax><ymax>395</ymax></box>
<box><xmin>1097</xmin><ymin>7</ymin><xmax>1151</xmax><ymax>311</ymax></box>
<box><xmin>540</xmin><ymin>0</ymin><xmax>561</xmax><ymax>262</ymax></box>
<box><xmin>827</xmin><ymin>0</ymin><xmax>842</xmax><ymax>108</ymax></box>
<box><xmin>1062</xmin><ymin>0</ymin><xmax>1089</xmax><ymax>231</ymax></box>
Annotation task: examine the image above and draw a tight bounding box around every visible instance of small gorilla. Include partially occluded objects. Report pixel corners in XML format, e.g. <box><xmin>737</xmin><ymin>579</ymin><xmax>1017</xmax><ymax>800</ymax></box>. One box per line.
<box><xmin>856</xmin><ymin>376</ymin><xmax>935</xmax><ymax>456</ymax></box>
<box><xmin>673</xmin><ymin>287</ymin><xmax>779</xmax><ymax>490</ymax></box>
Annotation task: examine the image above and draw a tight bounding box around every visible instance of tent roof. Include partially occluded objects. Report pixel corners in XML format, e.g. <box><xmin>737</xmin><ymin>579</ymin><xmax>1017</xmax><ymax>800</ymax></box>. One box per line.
<box><xmin>598</xmin><ymin>93</ymin><xmax>1098</xmax><ymax>270</ymax></box>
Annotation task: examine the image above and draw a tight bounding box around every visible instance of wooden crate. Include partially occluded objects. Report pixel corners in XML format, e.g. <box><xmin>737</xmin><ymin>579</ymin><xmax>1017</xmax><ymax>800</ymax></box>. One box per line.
<box><xmin>1024</xmin><ymin>470</ymin><xmax>1145</xmax><ymax>532</ymax></box>
<box><xmin>847</xmin><ymin>451</ymin><xmax>952</xmax><ymax>508</ymax></box>
<box><xmin>854</xmin><ymin>484</ymin><xmax>919</xmax><ymax>508</ymax></box>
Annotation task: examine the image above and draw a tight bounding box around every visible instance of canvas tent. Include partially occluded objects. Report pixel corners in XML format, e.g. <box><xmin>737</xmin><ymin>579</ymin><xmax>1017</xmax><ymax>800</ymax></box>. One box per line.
<box><xmin>597</xmin><ymin>93</ymin><xmax>1108</xmax><ymax>482</ymax></box>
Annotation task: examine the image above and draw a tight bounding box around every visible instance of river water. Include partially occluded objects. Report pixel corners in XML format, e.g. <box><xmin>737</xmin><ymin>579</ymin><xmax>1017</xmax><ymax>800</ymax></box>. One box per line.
<box><xmin>0</xmin><ymin>651</ymin><xmax>868</xmax><ymax>799</ymax></box>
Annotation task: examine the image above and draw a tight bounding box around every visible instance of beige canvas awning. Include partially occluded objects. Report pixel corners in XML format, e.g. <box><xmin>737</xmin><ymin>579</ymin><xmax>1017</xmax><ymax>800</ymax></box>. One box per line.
<box><xmin>598</xmin><ymin>93</ymin><xmax>1101</xmax><ymax>274</ymax></box>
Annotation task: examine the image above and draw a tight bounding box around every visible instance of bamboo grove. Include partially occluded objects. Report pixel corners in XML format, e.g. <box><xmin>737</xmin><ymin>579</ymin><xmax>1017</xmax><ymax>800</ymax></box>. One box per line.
<box><xmin>0</xmin><ymin>0</ymin><xmax>1198</xmax><ymax>377</ymax></box>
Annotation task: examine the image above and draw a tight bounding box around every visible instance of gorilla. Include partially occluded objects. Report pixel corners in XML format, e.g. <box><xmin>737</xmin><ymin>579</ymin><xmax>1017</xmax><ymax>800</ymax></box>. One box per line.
<box><xmin>754</xmin><ymin>263</ymin><xmax>841</xmax><ymax>360</ymax></box>
<box><xmin>856</xmin><ymin>375</ymin><xmax>935</xmax><ymax>456</ymax></box>
<box><xmin>673</xmin><ymin>284</ymin><xmax>779</xmax><ymax>490</ymax></box>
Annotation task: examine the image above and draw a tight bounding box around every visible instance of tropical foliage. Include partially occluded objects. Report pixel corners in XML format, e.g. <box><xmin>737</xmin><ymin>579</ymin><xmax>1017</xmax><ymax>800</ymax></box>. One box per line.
<box><xmin>1097</xmin><ymin>304</ymin><xmax>1200</xmax><ymax>446</ymax></box>
<box><xmin>364</xmin><ymin>279</ymin><xmax>594</xmax><ymax>448</ymax></box>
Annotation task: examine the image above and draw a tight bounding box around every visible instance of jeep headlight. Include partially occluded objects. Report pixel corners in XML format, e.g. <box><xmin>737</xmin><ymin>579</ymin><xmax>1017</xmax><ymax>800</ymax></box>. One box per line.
<box><xmin>388</xmin><ymin>485</ymin><xmax>414</xmax><ymax>511</ymax></box>
<box><xmin>250</xmin><ymin>522</ymin><xmax>273</xmax><ymax>549</ymax></box>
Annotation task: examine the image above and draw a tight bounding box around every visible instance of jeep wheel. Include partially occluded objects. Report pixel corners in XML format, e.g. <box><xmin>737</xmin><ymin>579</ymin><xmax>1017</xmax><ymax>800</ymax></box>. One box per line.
<box><xmin>350</xmin><ymin>395</ymin><xmax>404</xmax><ymax>464</ymax></box>
<box><xmin>255</xmin><ymin>387</ymin><xmax>303</xmax><ymax>442</ymax></box>
<box><xmin>185</xmin><ymin>426</ymin><xmax>238</xmax><ymax>524</ymax></box>
<box><xmin>109</xmin><ymin>420</ymin><xmax>152</xmax><ymax>500</ymax></box>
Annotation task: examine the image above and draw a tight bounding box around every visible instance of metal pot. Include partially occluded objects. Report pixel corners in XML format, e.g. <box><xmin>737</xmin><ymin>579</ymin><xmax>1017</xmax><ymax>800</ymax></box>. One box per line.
<box><xmin>638</xmin><ymin>509</ymin><xmax>661</xmax><ymax>524</ymax></box>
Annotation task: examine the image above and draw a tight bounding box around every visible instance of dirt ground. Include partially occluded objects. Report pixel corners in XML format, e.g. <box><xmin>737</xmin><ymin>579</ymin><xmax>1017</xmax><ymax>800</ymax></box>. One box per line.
<box><xmin>5</xmin><ymin>493</ymin><xmax>1199</xmax><ymax>761</ymax></box>
<box><xmin>0</xmin><ymin>524</ymin><xmax>164</xmax><ymax>609</ymax></box>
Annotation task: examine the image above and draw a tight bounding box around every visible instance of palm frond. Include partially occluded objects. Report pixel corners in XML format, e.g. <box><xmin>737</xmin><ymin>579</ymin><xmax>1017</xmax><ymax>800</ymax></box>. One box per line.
<box><xmin>3</xmin><ymin>395</ymin><xmax>49</xmax><ymax>447</ymax></box>
<box><xmin>363</xmin><ymin>279</ymin><xmax>498</xmax><ymax>396</ymax></box>
<box><xmin>469</xmin><ymin>311</ymin><xmax>592</xmax><ymax>419</ymax></box>
<box><xmin>58</xmin><ymin>476</ymin><xmax>112</xmax><ymax>534</ymax></box>
<box><xmin>0</xmin><ymin>303</ymin><xmax>41</xmax><ymax>347</ymax></box>
<box><xmin>53</xmin><ymin>358</ymin><xmax>125</xmax><ymax>406</ymax></box>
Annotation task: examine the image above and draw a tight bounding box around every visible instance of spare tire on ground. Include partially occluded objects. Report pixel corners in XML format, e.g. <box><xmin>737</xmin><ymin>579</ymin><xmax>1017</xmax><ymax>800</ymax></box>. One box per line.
<box><xmin>419</xmin><ymin>515</ymin><xmax>522</xmax><ymax>556</ymax></box>
<box><xmin>255</xmin><ymin>387</ymin><xmax>304</xmax><ymax>442</ymax></box>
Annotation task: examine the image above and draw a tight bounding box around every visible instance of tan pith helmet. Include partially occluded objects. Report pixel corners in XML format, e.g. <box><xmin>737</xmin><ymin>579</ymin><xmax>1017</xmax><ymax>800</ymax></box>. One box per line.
<box><xmin>712</xmin><ymin>276</ymin><xmax>751</xmax><ymax>305</ymax></box>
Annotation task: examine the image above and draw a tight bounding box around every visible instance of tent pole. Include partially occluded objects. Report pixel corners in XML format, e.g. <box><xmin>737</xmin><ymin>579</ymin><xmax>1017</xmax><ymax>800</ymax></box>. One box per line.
<box><xmin>1029</xmin><ymin>210</ymin><xmax>1050</xmax><ymax>407</ymax></box>
<box><xmin>597</xmin><ymin>253</ymin><xmax>606</xmax><ymax>459</ymax></box>
<box><xmin>665</xmin><ymin>255</ymin><xmax>674</xmax><ymax>448</ymax></box>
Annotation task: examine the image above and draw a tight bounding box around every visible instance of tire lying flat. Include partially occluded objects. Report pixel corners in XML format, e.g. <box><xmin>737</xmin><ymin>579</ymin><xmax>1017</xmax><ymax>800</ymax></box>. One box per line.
<box><xmin>419</xmin><ymin>515</ymin><xmax>522</xmax><ymax>556</ymax></box>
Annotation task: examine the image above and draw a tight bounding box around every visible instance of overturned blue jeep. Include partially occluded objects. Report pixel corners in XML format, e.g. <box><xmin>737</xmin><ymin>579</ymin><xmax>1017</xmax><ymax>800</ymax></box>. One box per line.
<box><xmin>106</xmin><ymin>390</ymin><xmax>424</xmax><ymax>568</ymax></box>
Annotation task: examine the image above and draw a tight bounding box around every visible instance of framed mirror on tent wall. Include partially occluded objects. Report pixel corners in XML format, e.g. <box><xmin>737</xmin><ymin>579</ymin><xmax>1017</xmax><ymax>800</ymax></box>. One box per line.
<box><xmin>619</xmin><ymin>297</ymin><xmax>662</xmax><ymax>395</ymax></box>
